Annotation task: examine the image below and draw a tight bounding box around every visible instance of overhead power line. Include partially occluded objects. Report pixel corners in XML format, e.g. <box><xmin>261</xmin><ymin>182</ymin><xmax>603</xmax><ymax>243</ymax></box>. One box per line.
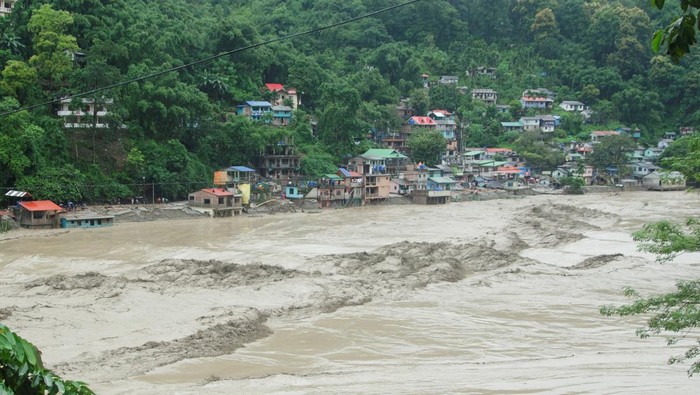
<box><xmin>0</xmin><ymin>0</ymin><xmax>423</xmax><ymax>118</ymax></box>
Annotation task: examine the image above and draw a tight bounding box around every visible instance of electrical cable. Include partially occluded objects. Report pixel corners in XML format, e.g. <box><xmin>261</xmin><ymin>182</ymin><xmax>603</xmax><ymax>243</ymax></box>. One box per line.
<box><xmin>0</xmin><ymin>0</ymin><xmax>423</xmax><ymax>118</ymax></box>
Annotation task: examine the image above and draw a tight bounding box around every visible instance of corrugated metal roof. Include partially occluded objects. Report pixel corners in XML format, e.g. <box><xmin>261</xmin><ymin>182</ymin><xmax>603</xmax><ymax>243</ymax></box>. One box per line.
<box><xmin>227</xmin><ymin>166</ymin><xmax>256</xmax><ymax>172</ymax></box>
<box><xmin>463</xmin><ymin>151</ymin><xmax>485</xmax><ymax>156</ymax></box>
<box><xmin>5</xmin><ymin>190</ymin><xmax>32</xmax><ymax>198</ymax></box>
<box><xmin>19</xmin><ymin>200</ymin><xmax>62</xmax><ymax>212</ymax></box>
<box><xmin>361</xmin><ymin>149</ymin><xmax>407</xmax><ymax>159</ymax></box>
<box><xmin>429</xmin><ymin>177</ymin><xmax>457</xmax><ymax>184</ymax></box>
<box><xmin>244</xmin><ymin>101</ymin><xmax>272</xmax><ymax>107</ymax></box>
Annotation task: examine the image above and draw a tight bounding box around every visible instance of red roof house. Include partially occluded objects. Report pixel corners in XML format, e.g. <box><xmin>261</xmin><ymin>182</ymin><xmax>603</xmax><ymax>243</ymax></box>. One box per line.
<box><xmin>18</xmin><ymin>200</ymin><xmax>63</xmax><ymax>229</ymax></box>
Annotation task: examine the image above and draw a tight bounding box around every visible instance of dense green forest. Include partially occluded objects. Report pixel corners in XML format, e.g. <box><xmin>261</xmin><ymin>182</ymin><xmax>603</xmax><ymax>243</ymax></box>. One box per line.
<box><xmin>0</xmin><ymin>0</ymin><xmax>698</xmax><ymax>203</ymax></box>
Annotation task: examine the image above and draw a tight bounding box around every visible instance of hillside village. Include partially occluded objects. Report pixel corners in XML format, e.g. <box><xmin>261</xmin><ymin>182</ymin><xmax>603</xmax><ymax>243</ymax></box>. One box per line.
<box><xmin>1</xmin><ymin>1</ymin><xmax>698</xmax><ymax>229</ymax></box>
<box><xmin>4</xmin><ymin>70</ymin><xmax>692</xmax><ymax>229</ymax></box>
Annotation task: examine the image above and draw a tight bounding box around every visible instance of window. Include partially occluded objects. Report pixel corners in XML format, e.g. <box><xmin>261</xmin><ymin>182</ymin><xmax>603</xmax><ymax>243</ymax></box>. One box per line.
<box><xmin>218</xmin><ymin>197</ymin><xmax>224</xmax><ymax>204</ymax></box>
<box><xmin>204</xmin><ymin>198</ymin><xmax>211</xmax><ymax>204</ymax></box>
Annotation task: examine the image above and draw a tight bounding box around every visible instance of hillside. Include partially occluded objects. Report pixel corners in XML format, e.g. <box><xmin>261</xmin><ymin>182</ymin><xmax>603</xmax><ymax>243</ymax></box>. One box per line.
<box><xmin>0</xmin><ymin>0</ymin><xmax>698</xmax><ymax>203</ymax></box>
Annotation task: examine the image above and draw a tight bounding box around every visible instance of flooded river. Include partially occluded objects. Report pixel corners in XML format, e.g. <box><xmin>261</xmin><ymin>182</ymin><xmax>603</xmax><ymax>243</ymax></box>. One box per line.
<box><xmin>1</xmin><ymin>192</ymin><xmax>698</xmax><ymax>394</ymax></box>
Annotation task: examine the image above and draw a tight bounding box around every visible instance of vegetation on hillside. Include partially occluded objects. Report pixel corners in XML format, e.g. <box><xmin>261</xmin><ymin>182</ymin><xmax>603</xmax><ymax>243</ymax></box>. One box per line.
<box><xmin>1</xmin><ymin>0</ymin><xmax>699</xmax><ymax>204</ymax></box>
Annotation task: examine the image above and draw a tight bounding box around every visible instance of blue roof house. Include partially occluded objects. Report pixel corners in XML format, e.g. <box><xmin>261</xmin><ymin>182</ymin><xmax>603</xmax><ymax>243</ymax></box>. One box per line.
<box><xmin>237</xmin><ymin>101</ymin><xmax>272</xmax><ymax>121</ymax></box>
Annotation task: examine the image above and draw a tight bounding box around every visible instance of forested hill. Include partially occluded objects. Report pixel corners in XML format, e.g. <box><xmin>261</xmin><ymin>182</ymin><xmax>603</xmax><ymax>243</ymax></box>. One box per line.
<box><xmin>0</xmin><ymin>0</ymin><xmax>697</xmax><ymax>203</ymax></box>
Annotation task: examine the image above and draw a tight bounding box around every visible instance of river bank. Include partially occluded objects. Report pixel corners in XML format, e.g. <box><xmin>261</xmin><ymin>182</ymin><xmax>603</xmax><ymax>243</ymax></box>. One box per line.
<box><xmin>0</xmin><ymin>191</ymin><xmax>698</xmax><ymax>394</ymax></box>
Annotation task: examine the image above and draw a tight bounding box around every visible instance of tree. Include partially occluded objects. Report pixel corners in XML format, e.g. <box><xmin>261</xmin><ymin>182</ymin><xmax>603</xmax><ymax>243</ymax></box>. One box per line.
<box><xmin>659</xmin><ymin>134</ymin><xmax>700</xmax><ymax>184</ymax></box>
<box><xmin>27</xmin><ymin>4</ymin><xmax>80</xmax><ymax>91</ymax></box>
<box><xmin>587</xmin><ymin>134</ymin><xmax>636</xmax><ymax>183</ymax></box>
<box><xmin>651</xmin><ymin>0</ymin><xmax>700</xmax><ymax>63</ymax></box>
<box><xmin>1</xmin><ymin>323</ymin><xmax>95</xmax><ymax>394</ymax></box>
<box><xmin>601</xmin><ymin>218</ymin><xmax>700</xmax><ymax>376</ymax></box>
<box><xmin>559</xmin><ymin>175</ymin><xmax>585</xmax><ymax>194</ymax></box>
<box><xmin>407</xmin><ymin>130</ymin><xmax>446</xmax><ymax>166</ymax></box>
<box><xmin>512</xmin><ymin>131</ymin><xmax>564</xmax><ymax>172</ymax></box>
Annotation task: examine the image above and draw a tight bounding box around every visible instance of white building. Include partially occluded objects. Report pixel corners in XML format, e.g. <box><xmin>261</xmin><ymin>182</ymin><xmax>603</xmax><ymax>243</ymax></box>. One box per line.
<box><xmin>0</xmin><ymin>1</ymin><xmax>13</xmax><ymax>17</ymax></box>
<box><xmin>559</xmin><ymin>101</ymin><xmax>585</xmax><ymax>112</ymax></box>
<box><xmin>57</xmin><ymin>97</ymin><xmax>113</xmax><ymax>129</ymax></box>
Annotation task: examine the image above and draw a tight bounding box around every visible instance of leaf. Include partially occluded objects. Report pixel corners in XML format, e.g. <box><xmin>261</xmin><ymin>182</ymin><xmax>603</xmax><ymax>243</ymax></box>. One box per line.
<box><xmin>13</xmin><ymin>335</ymin><xmax>25</xmax><ymax>363</ymax></box>
<box><xmin>22</xmin><ymin>339</ymin><xmax>38</xmax><ymax>367</ymax></box>
<box><xmin>652</xmin><ymin>30</ymin><xmax>664</xmax><ymax>53</ymax></box>
<box><xmin>652</xmin><ymin>0</ymin><xmax>665</xmax><ymax>11</ymax></box>
<box><xmin>43</xmin><ymin>373</ymin><xmax>54</xmax><ymax>388</ymax></box>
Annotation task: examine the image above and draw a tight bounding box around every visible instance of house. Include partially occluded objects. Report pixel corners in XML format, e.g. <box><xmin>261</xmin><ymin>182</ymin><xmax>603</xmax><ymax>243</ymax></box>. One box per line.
<box><xmin>551</xmin><ymin>164</ymin><xmax>594</xmax><ymax>185</ymax></box>
<box><xmin>0</xmin><ymin>0</ymin><xmax>13</xmax><ymax>16</ymax></box>
<box><xmin>317</xmin><ymin>174</ymin><xmax>346</xmax><ymax>208</ymax></box>
<box><xmin>658</xmin><ymin>139</ymin><xmax>674</xmax><ymax>149</ymax></box>
<box><xmin>264</xmin><ymin>83</ymin><xmax>300</xmax><ymax>109</ymax></box>
<box><xmin>519</xmin><ymin>115</ymin><xmax>555</xmax><ymax>132</ymax></box>
<box><xmin>258</xmin><ymin>137</ymin><xmax>301</xmax><ymax>180</ymax></box>
<box><xmin>271</xmin><ymin>105</ymin><xmax>292</xmax><ymax>126</ymax></box>
<box><xmin>590</xmin><ymin>130</ymin><xmax>620</xmax><ymax>142</ymax></box>
<box><xmin>522</xmin><ymin>88</ymin><xmax>556</xmax><ymax>99</ymax></box>
<box><xmin>337</xmin><ymin>168</ymin><xmax>364</xmax><ymax>206</ymax></box>
<box><xmin>559</xmin><ymin>101</ymin><xmax>585</xmax><ymax>112</ymax></box>
<box><xmin>663</xmin><ymin>131</ymin><xmax>678</xmax><ymax>141</ymax></box>
<box><xmin>439</xmin><ymin>75</ymin><xmax>459</xmax><ymax>85</ymax></box>
<box><xmin>469</xmin><ymin>66</ymin><xmax>497</xmax><ymax>79</ymax></box>
<box><xmin>420</xmin><ymin>73</ymin><xmax>430</xmax><ymax>88</ymax></box>
<box><xmin>471</xmin><ymin>89</ymin><xmax>498</xmax><ymax>105</ymax></box>
<box><xmin>496</xmin><ymin>104</ymin><xmax>510</xmax><ymax>113</ymax></box>
<box><xmin>630</xmin><ymin>146</ymin><xmax>646</xmax><ymax>162</ymax></box>
<box><xmin>428</xmin><ymin>110</ymin><xmax>458</xmax><ymax>159</ymax></box>
<box><xmin>60</xmin><ymin>215</ymin><xmax>114</xmax><ymax>229</ymax></box>
<box><xmin>680</xmin><ymin>127</ymin><xmax>696</xmax><ymax>136</ymax></box>
<box><xmin>413</xmin><ymin>175</ymin><xmax>456</xmax><ymax>205</ymax></box>
<box><xmin>187</xmin><ymin>188</ymin><xmax>243</xmax><ymax>216</ymax></box>
<box><xmin>643</xmin><ymin>171</ymin><xmax>686</xmax><ymax>191</ymax></box>
<box><xmin>616</xmin><ymin>127</ymin><xmax>641</xmax><ymax>140</ymax></box>
<box><xmin>644</xmin><ymin>147</ymin><xmax>665</xmax><ymax>162</ymax></box>
<box><xmin>236</xmin><ymin>101</ymin><xmax>272</xmax><ymax>121</ymax></box>
<box><xmin>348</xmin><ymin>148</ymin><xmax>408</xmax><ymax>176</ymax></box>
<box><xmin>521</xmin><ymin>96</ymin><xmax>554</xmax><ymax>109</ymax></box>
<box><xmin>57</xmin><ymin>97</ymin><xmax>113</xmax><ymax>129</ymax></box>
<box><xmin>631</xmin><ymin>162</ymin><xmax>659</xmax><ymax>179</ymax></box>
<box><xmin>407</xmin><ymin>116</ymin><xmax>437</xmax><ymax>130</ymax></box>
<box><xmin>520</xmin><ymin>117</ymin><xmax>541</xmax><ymax>131</ymax></box>
<box><xmin>17</xmin><ymin>200</ymin><xmax>63</xmax><ymax>229</ymax></box>
<box><xmin>215</xmin><ymin>166</ymin><xmax>257</xmax><ymax>187</ymax></box>
<box><xmin>347</xmin><ymin>149</ymin><xmax>407</xmax><ymax>205</ymax></box>
<box><xmin>537</xmin><ymin>115</ymin><xmax>556</xmax><ymax>133</ymax></box>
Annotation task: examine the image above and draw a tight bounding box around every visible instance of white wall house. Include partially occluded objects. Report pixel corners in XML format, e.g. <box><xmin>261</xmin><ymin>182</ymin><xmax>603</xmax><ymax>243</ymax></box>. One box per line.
<box><xmin>0</xmin><ymin>1</ymin><xmax>13</xmax><ymax>17</ymax></box>
<box><xmin>57</xmin><ymin>97</ymin><xmax>113</xmax><ymax>129</ymax></box>
<box><xmin>559</xmin><ymin>101</ymin><xmax>585</xmax><ymax>112</ymax></box>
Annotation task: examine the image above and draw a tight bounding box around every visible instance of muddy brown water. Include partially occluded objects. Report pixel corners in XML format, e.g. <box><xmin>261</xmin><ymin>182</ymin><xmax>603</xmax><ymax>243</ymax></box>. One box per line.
<box><xmin>1</xmin><ymin>192</ymin><xmax>699</xmax><ymax>394</ymax></box>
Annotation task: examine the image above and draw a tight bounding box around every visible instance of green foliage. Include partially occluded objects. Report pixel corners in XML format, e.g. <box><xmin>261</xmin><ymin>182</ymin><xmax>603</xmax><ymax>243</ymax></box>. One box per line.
<box><xmin>633</xmin><ymin>218</ymin><xmax>700</xmax><ymax>263</ymax></box>
<box><xmin>651</xmin><ymin>0</ymin><xmax>700</xmax><ymax>63</ymax></box>
<box><xmin>559</xmin><ymin>176</ymin><xmax>585</xmax><ymax>194</ymax></box>
<box><xmin>300</xmin><ymin>147</ymin><xmax>338</xmax><ymax>178</ymax></box>
<box><xmin>600</xmin><ymin>279</ymin><xmax>700</xmax><ymax>376</ymax></box>
<box><xmin>512</xmin><ymin>131</ymin><xmax>564</xmax><ymax>172</ymax></box>
<box><xmin>27</xmin><ymin>4</ymin><xmax>79</xmax><ymax>90</ymax></box>
<box><xmin>659</xmin><ymin>134</ymin><xmax>700</xmax><ymax>184</ymax></box>
<box><xmin>587</xmin><ymin>134</ymin><xmax>637</xmax><ymax>182</ymax></box>
<box><xmin>0</xmin><ymin>0</ymin><xmax>698</xmax><ymax>204</ymax></box>
<box><xmin>16</xmin><ymin>164</ymin><xmax>86</xmax><ymax>203</ymax></box>
<box><xmin>407</xmin><ymin>130</ymin><xmax>446</xmax><ymax>166</ymax></box>
<box><xmin>0</xmin><ymin>323</ymin><xmax>95</xmax><ymax>394</ymax></box>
